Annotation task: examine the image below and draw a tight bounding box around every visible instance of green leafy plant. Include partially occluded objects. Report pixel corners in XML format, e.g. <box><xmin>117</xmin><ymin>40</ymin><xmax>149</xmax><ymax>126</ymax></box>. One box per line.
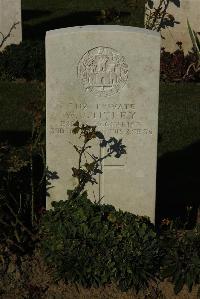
<box><xmin>41</xmin><ymin>122</ymin><xmax>162</xmax><ymax>292</ymax></box>
<box><xmin>160</xmin><ymin>225</ymin><xmax>200</xmax><ymax>295</ymax></box>
<box><xmin>40</xmin><ymin>192</ymin><xmax>161</xmax><ymax>292</ymax></box>
<box><xmin>187</xmin><ymin>20</ymin><xmax>200</xmax><ymax>61</ymax></box>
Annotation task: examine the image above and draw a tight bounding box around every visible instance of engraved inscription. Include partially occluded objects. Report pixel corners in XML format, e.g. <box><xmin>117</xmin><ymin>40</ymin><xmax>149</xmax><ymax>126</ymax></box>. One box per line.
<box><xmin>77</xmin><ymin>47</ymin><xmax>128</xmax><ymax>97</ymax></box>
<box><xmin>49</xmin><ymin>102</ymin><xmax>153</xmax><ymax>137</ymax></box>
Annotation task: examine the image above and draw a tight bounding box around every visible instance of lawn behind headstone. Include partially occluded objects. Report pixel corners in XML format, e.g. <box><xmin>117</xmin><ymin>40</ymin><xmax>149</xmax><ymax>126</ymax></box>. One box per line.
<box><xmin>0</xmin><ymin>81</ymin><xmax>43</xmax><ymax>132</ymax></box>
<box><xmin>158</xmin><ymin>82</ymin><xmax>200</xmax><ymax>157</ymax></box>
<box><xmin>21</xmin><ymin>0</ymin><xmax>145</xmax><ymax>40</ymax></box>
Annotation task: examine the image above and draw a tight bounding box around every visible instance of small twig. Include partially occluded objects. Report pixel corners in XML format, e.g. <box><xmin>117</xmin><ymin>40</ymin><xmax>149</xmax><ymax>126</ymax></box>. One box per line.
<box><xmin>146</xmin><ymin>0</ymin><xmax>170</xmax><ymax>32</ymax></box>
<box><xmin>157</xmin><ymin>0</ymin><xmax>170</xmax><ymax>32</ymax></box>
<box><xmin>183</xmin><ymin>62</ymin><xmax>200</xmax><ymax>79</ymax></box>
<box><xmin>7</xmin><ymin>190</ymin><xmax>19</xmax><ymax>206</ymax></box>
<box><xmin>150</xmin><ymin>0</ymin><xmax>164</xmax><ymax>30</ymax></box>
<box><xmin>6</xmin><ymin>238</ymin><xmax>25</xmax><ymax>252</ymax></box>
<box><xmin>0</xmin><ymin>21</ymin><xmax>20</xmax><ymax>49</ymax></box>
<box><xmin>18</xmin><ymin>193</ymin><xmax>22</xmax><ymax>214</ymax></box>
<box><xmin>38</xmin><ymin>148</ymin><xmax>46</xmax><ymax>187</ymax></box>
<box><xmin>84</xmin><ymin>150</ymin><xmax>98</xmax><ymax>162</ymax></box>
<box><xmin>0</xmin><ymin>219</ymin><xmax>10</xmax><ymax>227</ymax></box>
<box><xmin>5</xmin><ymin>202</ymin><xmax>34</xmax><ymax>238</ymax></box>
<box><xmin>69</xmin><ymin>122</ymin><xmax>126</xmax><ymax>200</ymax></box>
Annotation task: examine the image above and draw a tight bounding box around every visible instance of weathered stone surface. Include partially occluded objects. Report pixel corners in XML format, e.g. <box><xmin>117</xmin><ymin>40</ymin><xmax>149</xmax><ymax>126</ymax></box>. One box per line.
<box><xmin>145</xmin><ymin>0</ymin><xmax>200</xmax><ymax>53</ymax></box>
<box><xmin>46</xmin><ymin>25</ymin><xmax>160</xmax><ymax>222</ymax></box>
<box><xmin>0</xmin><ymin>0</ymin><xmax>22</xmax><ymax>50</ymax></box>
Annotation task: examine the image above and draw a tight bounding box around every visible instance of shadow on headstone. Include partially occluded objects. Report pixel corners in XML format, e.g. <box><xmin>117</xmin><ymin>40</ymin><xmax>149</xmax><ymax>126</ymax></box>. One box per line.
<box><xmin>156</xmin><ymin>140</ymin><xmax>200</xmax><ymax>228</ymax></box>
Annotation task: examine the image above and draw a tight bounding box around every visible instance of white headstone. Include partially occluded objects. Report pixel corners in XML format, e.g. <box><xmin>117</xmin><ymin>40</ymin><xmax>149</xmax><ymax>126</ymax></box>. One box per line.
<box><xmin>145</xmin><ymin>0</ymin><xmax>200</xmax><ymax>53</ymax></box>
<box><xmin>0</xmin><ymin>0</ymin><xmax>22</xmax><ymax>50</ymax></box>
<box><xmin>46</xmin><ymin>25</ymin><xmax>160</xmax><ymax>222</ymax></box>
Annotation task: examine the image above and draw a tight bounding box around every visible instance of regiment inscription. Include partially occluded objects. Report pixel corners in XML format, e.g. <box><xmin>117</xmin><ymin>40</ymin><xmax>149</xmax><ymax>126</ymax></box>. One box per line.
<box><xmin>77</xmin><ymin>46</ymin><xmax>128</xmax><ymax>97</ymax></box>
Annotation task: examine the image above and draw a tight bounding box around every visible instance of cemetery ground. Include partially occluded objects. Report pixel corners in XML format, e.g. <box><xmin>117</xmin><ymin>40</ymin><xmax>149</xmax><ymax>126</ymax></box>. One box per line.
<box><xmin>0</xmin><ymin>1</ymin><xmax>200</xmax><ymax>298</ymax></box>
<box><xmin>0</xmin><ymin>73</ymin><xmax>200</xmax><ymax>297</ymax></box>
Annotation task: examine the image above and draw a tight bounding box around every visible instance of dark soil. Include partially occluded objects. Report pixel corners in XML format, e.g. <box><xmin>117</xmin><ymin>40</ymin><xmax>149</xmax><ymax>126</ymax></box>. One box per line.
<box><xmin>0</xmin><ymin>249</ymin><xmax>199</xmax><ymax>299</ymax></box>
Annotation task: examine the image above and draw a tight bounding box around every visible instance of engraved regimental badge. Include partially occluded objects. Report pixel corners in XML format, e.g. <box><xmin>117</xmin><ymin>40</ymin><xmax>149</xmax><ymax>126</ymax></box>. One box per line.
<box><xmin>77</xmin><ymin>46</ymin><xmax>128</xmax><ymax>97</ymax></box>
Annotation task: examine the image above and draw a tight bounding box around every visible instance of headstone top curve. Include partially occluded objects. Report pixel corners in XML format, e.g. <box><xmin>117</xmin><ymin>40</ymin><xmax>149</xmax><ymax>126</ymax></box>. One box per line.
<box><xmin>46</xmin><ymin>25</ymin><xmax>160</xmax><ymax>38</ymax></box>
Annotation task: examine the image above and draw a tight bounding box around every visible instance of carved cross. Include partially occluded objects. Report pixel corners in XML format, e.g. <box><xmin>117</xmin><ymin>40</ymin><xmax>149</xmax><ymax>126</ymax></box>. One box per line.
<box><xmin>97</xmin><ymin>145</ymin><xmax>125</xmax><ymax>202</ymax></box>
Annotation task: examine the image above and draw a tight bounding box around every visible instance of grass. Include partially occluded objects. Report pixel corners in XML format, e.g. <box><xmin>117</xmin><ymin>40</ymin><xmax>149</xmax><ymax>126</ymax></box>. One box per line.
<box><xmin>21</xmin><ymin>0</ymin><xmax>145</xmax><ymax>40</ymax></box>
<box><xmin>0</xmin><ymin>81</ymin><xmax>43</xmax><ymax>132</ymax></box>
<box><xmin>158</xmin><ymin>82</ymin><xmax>200</xmax><ymax>156</ymax></box>
<box><xmin>22</xmin><ymin>0</ymin><xmax>128</xmax><ymax>11</ymax></box>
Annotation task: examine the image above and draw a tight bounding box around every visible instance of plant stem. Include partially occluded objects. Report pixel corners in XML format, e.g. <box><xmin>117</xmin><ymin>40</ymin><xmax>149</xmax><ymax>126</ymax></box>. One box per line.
<box><xmin>5</xmin><ymin>202</ymin><xmax>34</xmax><ymax>238</ymax></box>
<box><xmin>150</xmin><ymin>0</ymin><xmax>164</xmax><ymax>30</ymax></box>
<box><xmin>0</xmin><ymin>22</ymin><xmax>20</xmax><ymax>48</ymax></box>
<box><xmin>157</xmin><ymin>0</ymin><xmax>170</xmax><ymax>32</ymax></box>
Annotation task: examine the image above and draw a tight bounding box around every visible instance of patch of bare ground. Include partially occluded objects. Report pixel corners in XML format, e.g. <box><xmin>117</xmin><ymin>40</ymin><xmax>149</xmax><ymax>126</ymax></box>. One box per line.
<box><xmin>0</xmin><ymin>250</ymin><xmax>199</xmax><ymax>299</ymax></box>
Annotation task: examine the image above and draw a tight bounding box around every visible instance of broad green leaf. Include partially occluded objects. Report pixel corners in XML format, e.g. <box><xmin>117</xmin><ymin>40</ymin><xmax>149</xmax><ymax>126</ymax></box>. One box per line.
<box><xmin>187</xmin><ymin>19</ymin><xmax>200</xmax><ymax>61</ymax></box>
<box><xmin>107</xmin><ymin>213</ymin><xmax>117</xmax><ymax>223</ymax></box>
<box><xmin>194</xmin><ymin>31</ymin><xmax>200</xmax><ymax>60</ymax></box>
<box><xmin>174</xmin><ymin>277</ymin><xmax>185</xmax><ymax>295</ymax></box>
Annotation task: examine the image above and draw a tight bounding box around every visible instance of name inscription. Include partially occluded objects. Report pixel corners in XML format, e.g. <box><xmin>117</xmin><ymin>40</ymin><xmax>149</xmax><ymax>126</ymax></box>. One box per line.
<box><xmin>50</xmin><ymin>102</ymin><xmax>153</xmax><ymax>137</ymax></box>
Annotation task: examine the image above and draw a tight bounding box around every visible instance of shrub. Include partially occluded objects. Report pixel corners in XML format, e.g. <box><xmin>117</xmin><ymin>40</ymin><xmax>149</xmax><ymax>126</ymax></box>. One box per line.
<box><xmin>0</xmin><ymin>95</ymin><xmax>45</xmax><ymax>255</ymax></box>
<box><xmin>160</xmin><ymin>226</ymin><xmax>200</xmax><ymax>295</ymax></box>
<box><xmin>160</xmin><ymin>47</ymin><xmax>200</xmax><ymax>82</ymax></box>
<box><xmin>0</xmin><ymin>40</ymin><xmax>45</xmax><ymax>81</ymax></box>
<box><xmin>40</xmin><ymin>192</ymin><xmax>161</xmax><ymax>292</ymax></box>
